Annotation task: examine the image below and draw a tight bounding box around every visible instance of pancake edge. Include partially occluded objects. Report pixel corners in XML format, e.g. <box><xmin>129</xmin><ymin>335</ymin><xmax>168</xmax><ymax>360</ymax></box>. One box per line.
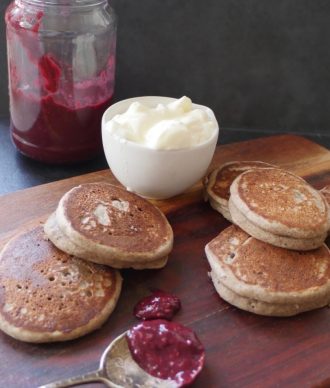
<box><xmin>209</xmin><ymin>270</ymin><xmax>330</xmax><ymax>317</ymax></box>
<box><xmin>204</xmin><ymin>161</ymin><xmax>277</xmax><ymax>211</ymax></box>
<box><xmin>44</xmin><ymin>213</ymin><xmax>168</xmax><ymax>269</ymax></box>
<box><xmin>208</xmin><ymin>197</ymin><xmax>232</xmax><ymax>222</ymax></box>
<box><xmin>0</xmin><ymin>270</ymin><xmax>123</xmax><ymax>343</ymax></box>
<box><xmin>230</xmin><ymin>168</ymin><xmax>330</xmax><ymax>238</ymax></box>
<box><xmin>55</xmin><ymin>184</ymin><xmax>173</xmax><ymax>262</ymax></box>
<box><xmin>204</xmin><ymin>167</ymin><xmax>228</xmax><ymax>208</ymax></box>
<box><xmin>205</xmin><ymin>227</ymin><xmax>330</xmax><ymax>304</ymax></box>
<box><xmin>229</xmin><ymin>198</ymin><xmax>326</xmax><ymax>250</ymax></box>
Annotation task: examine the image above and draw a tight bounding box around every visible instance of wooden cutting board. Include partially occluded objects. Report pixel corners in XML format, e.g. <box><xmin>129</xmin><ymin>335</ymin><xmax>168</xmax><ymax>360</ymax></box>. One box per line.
<box><xmin>0</xmin><ymin>134</ymin><xmax>329</xmax><ymax>388</ymax></box>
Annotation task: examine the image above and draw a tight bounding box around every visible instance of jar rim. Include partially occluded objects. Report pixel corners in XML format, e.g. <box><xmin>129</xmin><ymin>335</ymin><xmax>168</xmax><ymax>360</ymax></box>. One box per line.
<box><xmin>18</xmin><ymin>0</ymin><xmax>108</xmax><ymax>7</ymax></box>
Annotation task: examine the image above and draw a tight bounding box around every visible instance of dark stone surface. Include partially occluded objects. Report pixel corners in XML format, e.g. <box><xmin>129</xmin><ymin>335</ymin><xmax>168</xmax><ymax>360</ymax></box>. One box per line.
<box><xmin>0</xmin><ymin>118</ymin><xmax>328</xmax><ymax>196</ymax></box>
<box><xmin>0</xmin><ymin>119</ymin><xmax>108</xmax><ymax>195</ymax></box>
<box><xmin>1</xmin><ymin>0</ymin><xmax>330</xmax><ymax>135</ymax></box>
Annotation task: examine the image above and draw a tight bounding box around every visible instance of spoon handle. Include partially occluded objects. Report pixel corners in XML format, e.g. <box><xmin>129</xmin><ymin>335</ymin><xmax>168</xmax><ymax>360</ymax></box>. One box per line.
<box><xmin>38</xmin><ymin>369</ymin><xmax>112</xmax><ymax>388</ymax></box>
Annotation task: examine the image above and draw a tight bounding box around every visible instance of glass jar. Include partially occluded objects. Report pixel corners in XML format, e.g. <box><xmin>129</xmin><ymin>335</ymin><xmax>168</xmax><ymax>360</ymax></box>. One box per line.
<box><xmin>5</xmin><ymin>0</ymin><xmax>117</xmax><ymax>163</ymax></box>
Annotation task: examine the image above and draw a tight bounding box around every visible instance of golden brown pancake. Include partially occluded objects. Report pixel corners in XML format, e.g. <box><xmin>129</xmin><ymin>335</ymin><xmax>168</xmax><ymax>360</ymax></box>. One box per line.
<box><xmin>205</xmin><ymin>225</ymin><xmax>330</xmax><ymax>316</ymax></box>
<box><xmin>45</xmin><ymin>183</ymin><xmax>173</xmax><ymax>269</ymax></box>
<box><xmin>229</xmin><ymin>199</ymin><xmax>326</xmax><ymax>251</ymax></box>
<box><xmin>45</xmin><ymin>212</ymin><xmax>168</xmax><ymax>269</ymax></box>
<box><xmin>229</xmin><ymin>168</ymin><xmax>329</xmax><ymax>250</ymax></box>
<box><xmin>0</xmin><ymin>226</ymin><xmax>122</xmax><ymax>343</ymax></box>
<box><xmin>204</xmin><ymin>161</ymin><xmax>275</xmax><ymax>221</ymax></box>
<box><xmin>209</xmin><ymin>273</ymin><xmax>329</xmax><ymax>317</ymax></box>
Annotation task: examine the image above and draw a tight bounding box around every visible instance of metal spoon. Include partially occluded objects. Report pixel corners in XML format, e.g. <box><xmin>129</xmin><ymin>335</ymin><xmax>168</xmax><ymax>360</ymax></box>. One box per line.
<box><xmin>38</xmin><ymin>331</ymin><xmax>177</xmax><ymax>388</ymax></box>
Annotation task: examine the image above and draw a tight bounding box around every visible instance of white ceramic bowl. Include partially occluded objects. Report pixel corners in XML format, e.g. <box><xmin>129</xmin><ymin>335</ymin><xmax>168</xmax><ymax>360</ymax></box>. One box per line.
<box><xmin>102</xmin><ymin>96</ymin><xmax>219</xmax><ymax>199</ymax></box>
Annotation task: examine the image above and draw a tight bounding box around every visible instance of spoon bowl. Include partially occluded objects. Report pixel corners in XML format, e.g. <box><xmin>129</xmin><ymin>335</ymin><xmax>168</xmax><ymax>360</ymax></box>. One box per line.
<box><xmin>39</xmin><ymin>331</ymin><xmax>177</xmax><ymax>388</ymax></box>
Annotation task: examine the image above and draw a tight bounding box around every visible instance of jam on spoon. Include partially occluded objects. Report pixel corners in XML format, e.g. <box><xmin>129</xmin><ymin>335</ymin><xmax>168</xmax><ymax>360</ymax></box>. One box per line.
<box><xmin>40</xmin><ymin>292</ymin><xmax>205</xmax><ymax>387</ymax></box>
<box><xmin>126</xmin><ymin>319</ymin><xmax>205</xmax><ymax>387</ymax></box>
<box><xmin>134</xmin><ymin>289</ymin><xmax>181</xmax><ymax>320</ymax></box>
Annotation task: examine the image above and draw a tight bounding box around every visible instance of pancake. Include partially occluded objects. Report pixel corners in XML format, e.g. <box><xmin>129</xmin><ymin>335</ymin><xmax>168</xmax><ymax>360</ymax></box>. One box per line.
<box><xmin>229</xmin><ymin>199</ymin><xmax>327</xmax><ymax>251</ymax></box>
<box><xmin>204</xmin><ymin>161</ymin><xmax>275</xmax><ymax>221</ymax></box>
<box><xmin>45</xmin><ymin>182</ymin><xmax>173</xmax><ymax>269</ymax></box>
<box><xmin>205</xmin><ymin>225</ymin><xmax>330</xmax><ymax>316</ymax></box>
<box><xmin>229</xmin><ymin>168</ymin><xmax>329</xmax><ymax>250</ymax></box>
<box><xmin>45</xmin><ymin>212</ymin><xmax>168</xmax><ymax>269</ymax></box>
<box><xmin>0</xmin><ymin>226</ymin><xmax>122</xmax><ymax>343</ymax></box>
<box><xmin>209</xmin><ymin>272</ymin><xmax>329</xmax><ymax>317</ymax></box>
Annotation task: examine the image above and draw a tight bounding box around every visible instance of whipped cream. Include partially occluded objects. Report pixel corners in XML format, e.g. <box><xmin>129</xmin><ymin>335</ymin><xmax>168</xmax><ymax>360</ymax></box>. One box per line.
<box><xmin>105</xmin><ymin>96</ymin><xmax>217</xmax><ymax>150</ymax></box>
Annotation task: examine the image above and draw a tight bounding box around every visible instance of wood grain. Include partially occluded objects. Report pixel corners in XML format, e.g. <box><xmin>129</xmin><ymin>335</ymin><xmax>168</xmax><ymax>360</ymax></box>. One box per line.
<box><xmin>0</xmin><ymin>134</ymin><xmax>329</xmax><ymax>388</ymax></box>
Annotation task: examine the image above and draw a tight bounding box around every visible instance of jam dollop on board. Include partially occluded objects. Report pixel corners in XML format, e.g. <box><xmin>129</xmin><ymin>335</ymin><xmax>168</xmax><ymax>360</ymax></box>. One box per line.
<box><xmin>126</xmin><ymin>319</ymin><xmax>205</xmax><ymax>387</ymax></box>
<box><xmin>133</xmin><ymin>290</ymin><xmax>181</xmax><ymax>320</ymax></box>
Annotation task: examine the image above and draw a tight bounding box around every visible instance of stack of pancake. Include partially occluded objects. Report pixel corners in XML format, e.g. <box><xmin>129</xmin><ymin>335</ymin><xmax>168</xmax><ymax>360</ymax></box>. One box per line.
<box><xmin>204</xmin><ymin>162</ymin><xmax>330</xmax><ymax>316</ymax></box>
<box><xmin>204</xmin><ymin>161</ymin><xmax>275</xmax><ymax>222</ymax></box>
<box><xmin>0</xmin><ymin>182</ymin><xmax>173</xmax><ymax>342</ymax></box>
<box><xmin>45</xmin><ymin>182</ymin><xmax>173</xmax><ymax>270</ymax></box>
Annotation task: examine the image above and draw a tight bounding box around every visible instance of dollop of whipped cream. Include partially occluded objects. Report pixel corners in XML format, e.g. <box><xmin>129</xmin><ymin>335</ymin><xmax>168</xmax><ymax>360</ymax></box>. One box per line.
<box><xmin>105</xmin><ymin>96</ymin><xmax>216</xmax><ymax>150</ymax></box>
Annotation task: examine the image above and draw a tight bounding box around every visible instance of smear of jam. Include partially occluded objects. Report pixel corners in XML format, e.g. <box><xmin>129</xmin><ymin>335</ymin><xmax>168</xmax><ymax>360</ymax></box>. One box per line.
<box><xmin>127</xmin><ymin>320</ymin><xmax>205</xmax><ymax>387</ymax></box>
<box><xmin>134</xmin><ymin>290</ymin><xmax>181</xmax><ymax>320</ymax></box>
<box><xmin>38</xmin><ymin>54</ymin><xmax>61</xmax><ymax>93</ymax></box>
<box><xmin>31</xmin><ymin>11</ymin><xmax>43</xmax><ymax>33</ymax></box>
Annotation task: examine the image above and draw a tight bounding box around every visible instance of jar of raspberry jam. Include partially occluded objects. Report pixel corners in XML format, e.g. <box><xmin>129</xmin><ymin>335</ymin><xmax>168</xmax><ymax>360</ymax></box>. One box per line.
<box><xmin>5</xmin><ymin>0</ymin><xmax>116</xmax><ymax>163</ymax></box>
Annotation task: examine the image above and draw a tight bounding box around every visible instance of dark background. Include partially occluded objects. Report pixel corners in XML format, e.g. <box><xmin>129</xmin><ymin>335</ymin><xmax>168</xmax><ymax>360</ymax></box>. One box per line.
<box><xmin>0</xmin><ymin>0</ymin><xmax>330</xmax><ymax>138</ymax></box>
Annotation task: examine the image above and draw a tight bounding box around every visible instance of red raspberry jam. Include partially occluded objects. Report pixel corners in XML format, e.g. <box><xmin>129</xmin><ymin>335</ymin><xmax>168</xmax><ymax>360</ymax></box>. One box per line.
<box><xmin>133</xmin><ymin>290</ymin><xmax>181</xmax><ymax>320</ymax></box>
<box><xmin>6</xmin><ymin>2</ymin><xmax>115</xmax><ymax>164</ymax></box>
<box><xmin>126</xmin><ymin>320</ymin><xmax>205</xmax><ymax>387</ymax></box>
